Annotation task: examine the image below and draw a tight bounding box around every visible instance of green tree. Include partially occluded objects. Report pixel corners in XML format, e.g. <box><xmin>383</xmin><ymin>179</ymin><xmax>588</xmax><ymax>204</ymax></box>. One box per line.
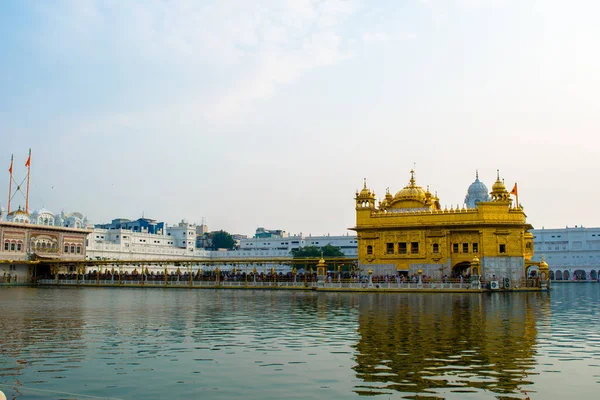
<box><xmin>291</xmin><ymin>244</ymin><xmax>345</xmax><ymax>258</ymax></box>
<box><xmin>212</xmin><ymin>230</ymin><xmax>235</xmax><ymax>250</ymax></box>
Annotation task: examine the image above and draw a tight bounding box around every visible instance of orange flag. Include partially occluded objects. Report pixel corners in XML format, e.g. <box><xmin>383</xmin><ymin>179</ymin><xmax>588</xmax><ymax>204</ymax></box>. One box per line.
<box><xmin>8</xmin><ymin>154</ymin><xmax>13</xmax><ymax>174</ymax></box>
<box><xmin>510</xmin><ymin>183</ymin><xmax>517</xmax><ymax>196</ymax></box>
<box><xmin>25</xmin><ymin>149</ymin><xmax>31</xmax><ymax>167</ymax></box>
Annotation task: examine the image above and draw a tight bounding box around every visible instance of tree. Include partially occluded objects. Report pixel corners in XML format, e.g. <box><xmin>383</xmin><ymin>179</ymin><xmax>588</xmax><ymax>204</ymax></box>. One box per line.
<box><xmin>291</xmin><ymin>244</ymin><xmax>345</xmax><ymax>258</ymax></box>
<box><xmin>212</xmin><ymin>230</ymin><xmax>235</xmax><ymax>250</ymax></box>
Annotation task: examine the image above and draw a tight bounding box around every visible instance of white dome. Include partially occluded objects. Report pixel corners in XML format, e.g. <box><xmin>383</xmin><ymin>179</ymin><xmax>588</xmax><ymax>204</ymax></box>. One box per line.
<box><xmin>465</xmin><ymin>171</ymin><xmax>490</xmax><ymax>208</ymax></box>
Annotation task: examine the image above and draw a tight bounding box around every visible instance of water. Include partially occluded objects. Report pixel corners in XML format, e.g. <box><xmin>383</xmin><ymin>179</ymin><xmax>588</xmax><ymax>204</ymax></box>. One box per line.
<box><xmin>0</xmin><ymin>285</ymin><xmax>599</xmax><ymax>399</ymax></box>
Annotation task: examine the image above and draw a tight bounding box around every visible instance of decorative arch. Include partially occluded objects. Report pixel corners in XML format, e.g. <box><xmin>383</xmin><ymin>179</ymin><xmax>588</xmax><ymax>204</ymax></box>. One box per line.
<box><xmin>452</xmin><ymin>261</ymin><xmax>471</xmax><ymax>277</ymax></box>
<box><xmin>574</xmin><ymin>270</ymin><xmax>586</xmax><ymax>280</ymax></box>
<box><xmin>563</xmin><ymin>270</ymin><xmax>570</xmax><ymax>280</ymax></box>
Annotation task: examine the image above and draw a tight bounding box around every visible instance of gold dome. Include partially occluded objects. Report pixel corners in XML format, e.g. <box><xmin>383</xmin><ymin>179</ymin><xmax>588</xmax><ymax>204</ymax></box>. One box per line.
<box><xmin>394</xmin><ymin>170</ymin><xmax>426</xmax><ymax>202</ymax></box>
<box><xmin>358</xmin><ymin>178</ymin><xmax>373</xmax><ymax>197</ymax></box>
<box><xmin>492</xmin><ymin>179</ymin><xmax>506</xmax><ymax>192</ymax></box>
<box><xmin>491</xmin><ymin>169</ymin><xmax>507</xmax><ymax>192</ymax></box>
<box><xmin>385</xmin><ymin>187</ymin><xmax>393</xmax><ymax>201</ymax></box>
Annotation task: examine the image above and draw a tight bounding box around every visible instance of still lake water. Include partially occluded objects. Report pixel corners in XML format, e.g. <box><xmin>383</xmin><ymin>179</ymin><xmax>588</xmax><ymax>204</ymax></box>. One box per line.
<box><xmin>0</xmin><ymin>285</ymin><xmax>599</xmax><ymax>399</ymax></box>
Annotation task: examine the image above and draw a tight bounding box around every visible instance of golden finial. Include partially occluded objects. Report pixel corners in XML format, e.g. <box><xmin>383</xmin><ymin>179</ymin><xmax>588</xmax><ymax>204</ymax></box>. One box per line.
<box><xmin>476</xmin><ymin>169</ymin><xmax>479</xmax><ymax>180</ymax></box>
<box><xmin>496</xmin><ymin>169</ymin><xmax>500</xmax><ymax>180</ymax></box>
<box><xmin>409</xmin><ymin>169</ymin><xmax>415</xmax><ymax>185</ymax></box>
<box><xmin>363</xmin><ymin>178</ymin><xmax>367</xmax><ymax>189</ymax></box>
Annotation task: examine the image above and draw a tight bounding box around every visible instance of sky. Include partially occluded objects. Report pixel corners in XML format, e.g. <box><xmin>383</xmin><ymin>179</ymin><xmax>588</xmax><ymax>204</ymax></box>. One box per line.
<box><xmin>1</xmin><ymin>0</ymin><xmax>599</xmax><ymax>236</ymax></box>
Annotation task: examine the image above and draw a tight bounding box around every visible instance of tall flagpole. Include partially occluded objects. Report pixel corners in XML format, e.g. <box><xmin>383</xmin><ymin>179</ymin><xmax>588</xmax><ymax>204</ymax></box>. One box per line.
<box><xmin>516</xmin><ymin>183</ymin><xmax>519</xmax><ymax>209</ymax></box>
<box><xmin>8</xmin><ymin>154</ymin><xmax>13</xmax><ymax>214</ymax></box>
<box><xmin>25</xmin><ymin>148</ymin><xmax>31</xmax><ymax>214</ymax></box>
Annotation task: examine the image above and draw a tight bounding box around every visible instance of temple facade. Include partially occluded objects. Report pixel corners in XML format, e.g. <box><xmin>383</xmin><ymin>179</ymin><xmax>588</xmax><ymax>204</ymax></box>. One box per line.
<box><xmin>353</xmin><ymin>170</ymin><xmax>545</xmax><ymax>284</ymax></box>
<box><xmin>0</xmin><ymin>221</ymin><xmax>90</xmax><ymax>283</ymax></box>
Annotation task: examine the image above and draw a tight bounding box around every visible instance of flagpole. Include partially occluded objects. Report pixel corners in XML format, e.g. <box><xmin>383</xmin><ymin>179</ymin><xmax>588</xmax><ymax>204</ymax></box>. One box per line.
<box><xmin>25</xmin><ymin>148</ymin><xmax>31</xmax><ymax>214</ymax></box>
<box><xmin>7</xmin><ymin>154</ymin><xmax>13</xmax><ymax>214</ymax></box>
<box><xmin>516</xmin><ymin>183</ymin><xmax>519</xmax><ymax>209</ymax></box>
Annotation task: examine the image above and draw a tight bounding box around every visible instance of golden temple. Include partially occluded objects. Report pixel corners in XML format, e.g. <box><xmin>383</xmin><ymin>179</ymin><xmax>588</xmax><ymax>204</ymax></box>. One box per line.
<box><xmin>353</xmin><ymin>170</ymin><xmax>547</xmax><ymax>285</ymax></box>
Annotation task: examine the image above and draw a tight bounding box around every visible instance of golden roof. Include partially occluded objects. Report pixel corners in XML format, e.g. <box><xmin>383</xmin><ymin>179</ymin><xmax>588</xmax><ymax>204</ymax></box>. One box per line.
<box><xmin>394</xmin><ymin>170</ymin><xmax>426</xmax><ymax>202</ymax></box>
<box><xmin>358</xmin><ymin>178</ymin><xmax>373</xmax><ymax>198</ymax></box>
<box><xmin>491</xmin><ymin>170</ymin><xmax>507</xmax><ymax>193</ymax></box>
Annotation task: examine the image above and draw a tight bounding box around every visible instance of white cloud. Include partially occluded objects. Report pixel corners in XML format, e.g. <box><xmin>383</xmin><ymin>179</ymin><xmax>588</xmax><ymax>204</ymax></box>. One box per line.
<box><xmin>362</xmin><ymin>32</ymin><xmax>416</xmax><ymax>43</ymax></box>
<box><xmin>34</xmin><ymin>0</ymin><xmax>363</xmax><ymax>119</ymax></box>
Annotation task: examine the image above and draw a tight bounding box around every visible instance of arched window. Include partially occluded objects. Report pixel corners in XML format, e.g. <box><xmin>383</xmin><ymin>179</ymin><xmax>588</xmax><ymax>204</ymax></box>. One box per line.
<box><xmin>64</xmin><ymin>244</ymin><xmax>69</xmax><ymax>253</ymax></box>
<box><xmin>366</xmin><ymin>245</ymin><xmax>373</xmax><ymax>255</ymax></box>
<box><xmin>10</xmin><ymin>242</ymin><xmax>16</xmax><ymax>251</ymax></box>
<box><xmin>3</xmin><ymin>241</ymin><xmax>8</xmax><ymax>251</ymax></box>
<box><xmin>17</xmin><ymin>242</ymin><xmax>22</xmax><ymax>252</ymax></box>
<box><xmin>433</xmin><ymin>243</ymin><xmax>439</xmax><ymax>254</ymax></box>
<box><xmin>70</xmin><ymin>245</ymin><xmax>75</xmax><ymax>253</ymax></box>
<box><xmin>76</xmin><ymin>245</ymin><xmax>81</xmax><ymax>254</ymax></box>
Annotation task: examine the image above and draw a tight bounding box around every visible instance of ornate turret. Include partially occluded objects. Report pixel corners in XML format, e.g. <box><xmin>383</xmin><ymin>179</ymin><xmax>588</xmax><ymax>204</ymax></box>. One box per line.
<box><xmin>316</xmin><ymin>253</ymin><xmax>327</xmax><ymax>276</ymax></box>
<box><xmin>356</xmin><ymin>178</ymin><xmax>376</xmax><ymax>210</ymax></box>
<box><xmin>7</xmin><ymin>205</ymin><xmax>30</xmax><ymax>224</ymax></box>
<box><xmin>490</xmin><ymin>169</ymin><xmax>510</xmax><ymax>202</ymax></box>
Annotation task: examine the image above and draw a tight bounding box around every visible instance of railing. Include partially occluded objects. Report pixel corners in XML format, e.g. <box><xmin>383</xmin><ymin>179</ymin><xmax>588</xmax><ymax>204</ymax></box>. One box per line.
<box><xmin>36</xmin><ymin>278</ymin><xmax>491</xmax><ymax>290</ymax></box>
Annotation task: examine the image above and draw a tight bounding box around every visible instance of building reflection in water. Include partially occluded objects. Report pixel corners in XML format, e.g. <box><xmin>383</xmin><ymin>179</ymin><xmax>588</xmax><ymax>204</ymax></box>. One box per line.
<box><xmin>353</xmin><ymin>292</ymin><xmax>549</xmax><ymax>398</ymax></box>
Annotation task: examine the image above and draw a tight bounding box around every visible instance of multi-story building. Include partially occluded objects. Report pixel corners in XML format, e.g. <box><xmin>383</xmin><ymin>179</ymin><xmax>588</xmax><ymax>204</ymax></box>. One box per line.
<box><xmin>531</xmin><ymin>226</ymin><xmax>600</xmax><ymax>280</ymax></box>
<box><xmin>1</xmin><ymin>220</ymin><xmax>90</xmax><ymax>283</ymax></box>
<box><xmin>84</xmin><ymin>218</ymin><xmax>357</xmax><ymax>272</ymax></box>
<box><xmin>353</xmin><ymin>170</ymin><xmax>544</xmax><ymax>283</ymax></box>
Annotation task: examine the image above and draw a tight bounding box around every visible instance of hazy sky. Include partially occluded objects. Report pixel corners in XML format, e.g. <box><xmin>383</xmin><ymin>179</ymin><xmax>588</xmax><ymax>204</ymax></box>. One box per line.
<box><xmin>1</xmin><ymin>0</ymin><xmax>599</xmax><ymax>236</ymax></box>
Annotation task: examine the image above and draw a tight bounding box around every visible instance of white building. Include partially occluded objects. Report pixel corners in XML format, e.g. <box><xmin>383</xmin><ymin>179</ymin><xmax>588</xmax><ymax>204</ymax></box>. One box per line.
<box><xmin>236</xmin><ymin>233</ymin><xmax>358</xmax><ymax>258</ymax></box>
<box><xmin>84</xmin><ymin>221</ymin><xmax>358</xmax><ymax>273</ymax></box>
<box><xmin>531</xmin><ymin>226</ymin><xmax>600</xmax><ymax>280</ymax></box>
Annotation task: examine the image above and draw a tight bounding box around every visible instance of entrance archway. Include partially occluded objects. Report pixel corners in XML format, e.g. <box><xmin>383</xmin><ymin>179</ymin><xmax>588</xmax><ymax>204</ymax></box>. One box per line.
<box><xmin>574</xmin><ymin>270</ymin><xmax>586</xmax><ymax>280</ymax></box>
<box><xmin>452</xmin><ymin>261</ymin><xmax>471</xmax><ymax>278</ymax></box>
<box><xmin>563</xmin><ymin>270</ymin><xmax>570</xmax><ymax>280</ymax></box>
<box><xmin>591</xmin><ymin>270</ymin><xmax>597</xmax><ymax>280</ymax></box>
<box><xmin>526</xmin><ymin>266</ymin><xmax>539</xmax><ymax>278</ymax></box>
<box><xmin>555</xmin><ymin>270</ymin><xmax>562</xmax><ymax>280</ymax></box>
<box><xmin>549</xmin><ymin>271</ymin><xmax>555</xmax><ymax>280</ymax></box>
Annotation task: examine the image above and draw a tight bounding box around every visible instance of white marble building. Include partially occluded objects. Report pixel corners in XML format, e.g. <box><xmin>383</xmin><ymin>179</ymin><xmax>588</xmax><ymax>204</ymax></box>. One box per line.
<box><xmin>531</xmin><ymin>226</ymin><xmax>600</xmax><ymax>280</ymax></box>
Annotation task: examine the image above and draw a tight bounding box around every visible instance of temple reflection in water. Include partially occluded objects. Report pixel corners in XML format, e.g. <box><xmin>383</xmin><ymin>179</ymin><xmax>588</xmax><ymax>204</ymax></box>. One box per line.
<box><xmin>353</xmin><ymin>292</ymin><xmax>549</xmax><ymax>397</ymax></box>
